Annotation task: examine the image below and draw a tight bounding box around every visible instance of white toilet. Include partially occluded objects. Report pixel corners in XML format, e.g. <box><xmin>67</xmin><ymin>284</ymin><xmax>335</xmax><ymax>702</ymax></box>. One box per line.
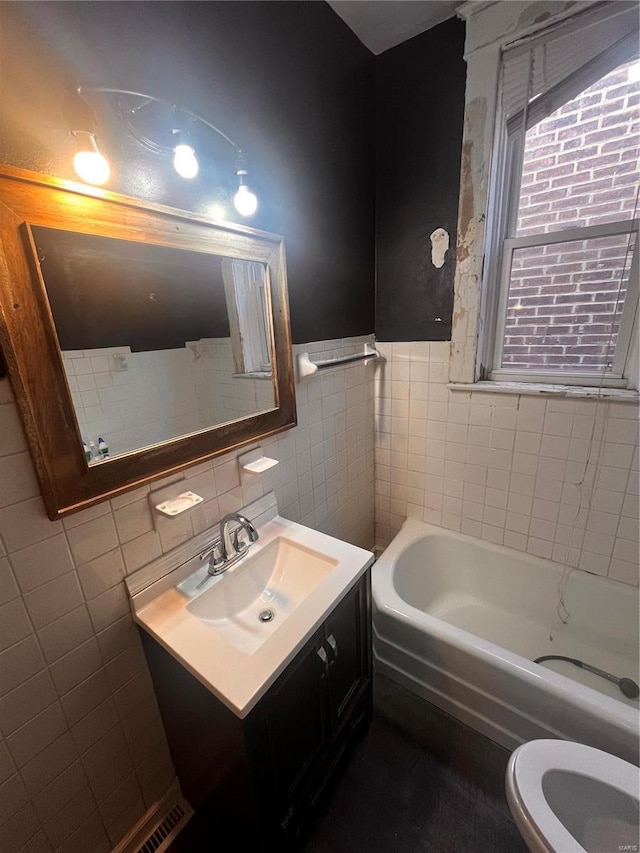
<box><xmin>506</xmin><ymin>739</ymin><xmax>640</xmax><ymax>853</ymax></box>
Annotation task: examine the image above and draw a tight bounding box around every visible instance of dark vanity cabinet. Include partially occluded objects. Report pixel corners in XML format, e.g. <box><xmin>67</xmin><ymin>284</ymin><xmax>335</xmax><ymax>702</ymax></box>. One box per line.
<box><xmin>141</xmin><ymin>570</ymin><xmax>372</xmax><ymax>851</ymax></box>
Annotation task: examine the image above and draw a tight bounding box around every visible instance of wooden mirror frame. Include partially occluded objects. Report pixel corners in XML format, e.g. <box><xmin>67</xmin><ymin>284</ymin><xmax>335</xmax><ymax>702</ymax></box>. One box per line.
<box><xmin>0</xmin><ymin>165</ymin><xmax>296</xmax><ymax>519</ymax></box>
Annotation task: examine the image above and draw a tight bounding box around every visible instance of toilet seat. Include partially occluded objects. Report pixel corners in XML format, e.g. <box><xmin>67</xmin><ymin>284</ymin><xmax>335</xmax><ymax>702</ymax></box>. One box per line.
<box><xmin>506</xmin><ymin>739</ymin><xmax>639</xmax><ymax>853</ymax></box>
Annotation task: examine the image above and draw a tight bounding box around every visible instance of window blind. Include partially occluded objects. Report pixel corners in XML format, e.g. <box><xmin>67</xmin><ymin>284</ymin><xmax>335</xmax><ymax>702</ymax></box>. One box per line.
<box><xmin>501</xmin><ymin>2</ymin><xmax>639</xmax><ymax>122</ymax></box>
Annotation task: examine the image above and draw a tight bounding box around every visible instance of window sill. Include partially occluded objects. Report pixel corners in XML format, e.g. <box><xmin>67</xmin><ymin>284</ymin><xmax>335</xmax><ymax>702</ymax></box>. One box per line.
<box><xmin>448</xmin><ymin>381</ymin><xmax>639</xmax><ymax>403</ymax></box>
<box><xmin>232</xmin><ymin>371</ymin><xmax>272</xmax><ymax>380</ymax></box>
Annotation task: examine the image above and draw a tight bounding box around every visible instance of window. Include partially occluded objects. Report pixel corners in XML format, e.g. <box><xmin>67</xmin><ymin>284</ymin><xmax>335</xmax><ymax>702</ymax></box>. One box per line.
<box><xmin>221</xmin><ymin>259</ymin><xmax>273</xmax><ymax>376</ymax></box>
<box><xmin>481</xmin><ymin>5</ymin><xmax>639</xmax><ymax>388</ymax></box>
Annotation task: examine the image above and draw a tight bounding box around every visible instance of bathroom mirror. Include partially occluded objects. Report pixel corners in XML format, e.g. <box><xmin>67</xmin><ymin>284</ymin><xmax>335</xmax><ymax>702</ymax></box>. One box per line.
<box><xmin>0</xmin><ymin>165</ymin><xmax>296</xmax><ymax>519</ymax></box>
<box><xmin>32</xmin><ymin>227</ymin><xmax>277</xmax><ymax>462</ymax></box>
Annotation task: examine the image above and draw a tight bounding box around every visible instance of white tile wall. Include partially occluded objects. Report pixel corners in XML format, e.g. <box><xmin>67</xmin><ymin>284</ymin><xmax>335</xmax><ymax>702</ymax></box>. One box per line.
<box><xmin>65</xmin><ymin>339</ymin><xmax>275</xmax><ymax>458</ymax></box>
<box><xmin>375</xmin><ymin>342</ymin><xmax>639</xmax><ymax>586</ymax></box>
<box><xmin>0</xmin><ymin>335</ymin><xmax>375</xmax><ymax>853</ymax></box>
<box><xmin>191</xmin><ymin>339</ymin><xmax>275</xmax><ymax>423</ymax></box>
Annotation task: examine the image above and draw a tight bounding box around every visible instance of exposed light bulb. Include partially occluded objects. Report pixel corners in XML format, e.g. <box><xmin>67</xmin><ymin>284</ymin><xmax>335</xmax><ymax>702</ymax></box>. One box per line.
<box><xmin>234</xmin><ymin>184</ymin><xmax>258</xmax><ymax>217</ymax></box>
<box><xmin>73</xmin><ymin>133</ymin><xmax>110</xmax><ymax>185</ymax></box>
<box><xmin>173</xmin><ymin>143</ymin><xmax>198</xmax><ymax>179</ymax></box>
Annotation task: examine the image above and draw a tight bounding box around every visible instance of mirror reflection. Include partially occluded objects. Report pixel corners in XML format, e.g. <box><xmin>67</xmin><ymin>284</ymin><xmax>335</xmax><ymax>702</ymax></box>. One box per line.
<box><xmin>32</xmin><ymin>227</ymin><xmax>276</xmax><ymax>462</ymax></box>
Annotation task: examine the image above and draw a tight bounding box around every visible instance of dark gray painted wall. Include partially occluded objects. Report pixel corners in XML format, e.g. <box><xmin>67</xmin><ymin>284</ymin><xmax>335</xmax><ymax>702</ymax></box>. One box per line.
<box><xmin>375</xmin><ymin>17</ymin><xmax>466</xmax><ymax>341</ymax></box>
<box><xmin>0</xmin><ymin>1</ymin><xmax>375</xmax><ymax>345</ymax></box>
<box><xmin>0</xmin><ymin>3</ymin><xmax>468</xmax><ymax>356</ymax></box>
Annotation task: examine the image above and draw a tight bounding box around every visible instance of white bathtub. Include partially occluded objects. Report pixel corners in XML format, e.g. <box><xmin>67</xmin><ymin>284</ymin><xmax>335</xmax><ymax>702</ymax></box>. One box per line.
<box><xmin>373</xmin><ymin>519</ymin><xmax>639</xmax><ymax>765</ymax></box>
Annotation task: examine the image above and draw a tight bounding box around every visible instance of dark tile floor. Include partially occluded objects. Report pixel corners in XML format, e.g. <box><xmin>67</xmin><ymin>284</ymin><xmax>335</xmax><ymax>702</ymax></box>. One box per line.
<box><xmin>300</xmin><ymin>703</ymin><xmax>526</xmax><ymax>853</ymax></box>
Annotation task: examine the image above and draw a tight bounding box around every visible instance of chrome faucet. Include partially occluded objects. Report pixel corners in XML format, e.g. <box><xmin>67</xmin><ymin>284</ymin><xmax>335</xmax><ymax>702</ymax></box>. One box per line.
<box><xmin>199</xmin><ymin>512</ymin><xmax>259</xmax><ymax>582</ymax></box>
<box><xmin>220</xmin><ymin>512</ymin><xmax>259</xmax><ymax>560</ymax></box>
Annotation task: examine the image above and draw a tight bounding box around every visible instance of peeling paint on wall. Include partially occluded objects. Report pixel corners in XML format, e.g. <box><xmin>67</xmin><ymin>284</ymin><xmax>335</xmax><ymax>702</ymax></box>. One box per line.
<box><xmin>457</xmin><ymin>97</ymin><xmax>487</xmax><ymax>249</ymax></box>
<box><xmin>429</xmin><ymin>228</ymin><xmax>449</xmax><ymax>268</ymax></box>
<box><xmin>458</xmin><ymin>140</ymin><xmax>475</xmax><ymax>248</ymax></box>
<box><xmin>450</xmin><ymin>0</ymin><xmax>596</xmax><ymax>384</ymax></box>
<box><xmin>450</xmin><ymin>91</ymin><xmax>489</xmax><ymax>380</ymax></box>
<box><xmin>462</xmin><ymin>0</ymin><xmax>588</xmax><ymax>58</ymax></box>
<box><xmin>517</xmin><ymin>1</ymin><xmax>575</xmax><ymax>32</ymax></box>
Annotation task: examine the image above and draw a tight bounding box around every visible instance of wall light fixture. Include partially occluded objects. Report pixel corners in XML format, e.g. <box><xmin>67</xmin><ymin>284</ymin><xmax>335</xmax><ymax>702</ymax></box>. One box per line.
<box><xmin>66</xmin><ymin>87</ymin><xmax>259</xmax><ymax>216</ymax></box>
<box><xmin>233</xmin><ymin>152</ymin><xmax>258</xmax><ymax>217</ymax></box>
<box><xmin>171</xmin><ymin>130</ymin><xmax>199</xmax><ymax>180</ymax></box>
<box><xmin>72</xmin><ymin>130</ymin><xmax>111</xmax><ymax>186</ymax></box>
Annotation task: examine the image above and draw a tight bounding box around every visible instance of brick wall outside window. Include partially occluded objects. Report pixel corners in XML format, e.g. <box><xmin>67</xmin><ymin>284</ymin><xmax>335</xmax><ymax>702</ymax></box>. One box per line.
<box><xmin>502</xmin><ymin>58</ymin><xmax>639</xmax><ymax>371</ymax></box>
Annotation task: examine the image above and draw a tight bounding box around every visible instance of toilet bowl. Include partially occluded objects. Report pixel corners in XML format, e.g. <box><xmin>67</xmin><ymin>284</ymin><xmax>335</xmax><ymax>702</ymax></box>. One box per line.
<box><xmin>506</xmin><ymin>739</ymin><xmax>639</xmax><ymax>853</ymax></box>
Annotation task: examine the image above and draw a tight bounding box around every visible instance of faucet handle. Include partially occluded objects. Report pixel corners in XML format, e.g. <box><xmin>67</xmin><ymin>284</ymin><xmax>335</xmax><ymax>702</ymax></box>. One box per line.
<box><xmin>200</xmin><ymin>543</ymin><xmax>215</xmax><ymax>562</ymax></box>
<box><xmin>232</xmin><ymin>529</ymin><xmax>248</xmax><ymax>554</ymax></box>
<box><xmin>211</xmin><ymin>547</ymin><xmax>225</xmax><ymax>570</ymax></box>
<box><xmin>200</xmin><ymin>542</ymin><xmax>224</xmax><ymax>570</ymax></box>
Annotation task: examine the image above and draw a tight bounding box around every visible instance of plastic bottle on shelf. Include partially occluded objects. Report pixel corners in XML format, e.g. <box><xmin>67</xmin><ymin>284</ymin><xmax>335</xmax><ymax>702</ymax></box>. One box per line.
<box><xmin>98</xmin><ymin>436</ymin><xmax>109</xmax><ymax>459</ymax></box>
<box><xmin>83</xmin><ymin>440</ymin><xmax>91</xmax><ymax>463</ymax></box>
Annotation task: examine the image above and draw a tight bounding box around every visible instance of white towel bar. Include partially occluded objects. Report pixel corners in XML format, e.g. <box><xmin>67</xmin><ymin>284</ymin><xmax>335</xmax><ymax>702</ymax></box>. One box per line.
<box><xmin>297</xmin><ymin>344</ymin><xmax>380</xmax><ymax>379</ymax></box>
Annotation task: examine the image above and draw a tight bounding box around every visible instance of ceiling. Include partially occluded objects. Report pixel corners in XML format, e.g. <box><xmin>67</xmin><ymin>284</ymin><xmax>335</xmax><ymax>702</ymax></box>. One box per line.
<box><xmin>327</xmin><ymin>0</ymin><xmax>460</xmax><ymax>55</ymax></box>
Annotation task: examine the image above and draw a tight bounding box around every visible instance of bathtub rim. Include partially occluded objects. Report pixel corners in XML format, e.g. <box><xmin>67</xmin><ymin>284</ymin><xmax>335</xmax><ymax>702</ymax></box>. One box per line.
<box><xmin>373</xmin><ymin>518</ymin><xmax>638</xmax><ymax>741</ymax></box>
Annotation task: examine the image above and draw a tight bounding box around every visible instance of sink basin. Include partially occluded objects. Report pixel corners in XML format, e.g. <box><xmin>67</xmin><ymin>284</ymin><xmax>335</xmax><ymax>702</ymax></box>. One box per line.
<box><xmin>186</xmin><ymin>537</ymin><xmax>338</xmax><ymax>654</ymax></box>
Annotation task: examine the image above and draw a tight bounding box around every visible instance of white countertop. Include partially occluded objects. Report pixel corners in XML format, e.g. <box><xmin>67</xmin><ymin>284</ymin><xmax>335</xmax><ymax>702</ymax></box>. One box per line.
<box><xmin>131</xmin><ymin>514</ymin><xmax>374</xmax><ymax>718</ymax></box>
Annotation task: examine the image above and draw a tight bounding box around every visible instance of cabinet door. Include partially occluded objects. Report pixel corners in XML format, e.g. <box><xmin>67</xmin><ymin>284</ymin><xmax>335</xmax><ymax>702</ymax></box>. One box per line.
<box><xmin>324</xmin><ymin>575</ymin><xmax>370</xmax><ymax>734</ymax></box>
<box><xmin>262</xmin><ymin>627</ymin><xmax>329</xmax><ymax>811</ymax></box>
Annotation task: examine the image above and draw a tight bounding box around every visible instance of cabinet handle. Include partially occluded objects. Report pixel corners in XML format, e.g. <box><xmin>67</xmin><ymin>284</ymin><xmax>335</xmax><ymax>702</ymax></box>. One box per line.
<box><xmin>317</xmin><ymin>646</ymin><xmax>329</xmax><ymax>676</ymax></box>
<box><xmin>326</xmin><ymin>634</ymin><xmax>338</xmax><ymax>664</ymax></box>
